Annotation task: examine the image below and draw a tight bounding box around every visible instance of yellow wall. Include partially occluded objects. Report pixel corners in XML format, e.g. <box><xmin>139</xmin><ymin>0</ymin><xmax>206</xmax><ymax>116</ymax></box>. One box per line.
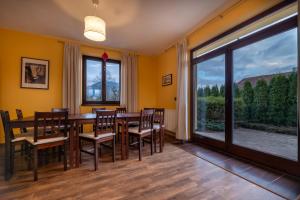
<box><xmin>155</xmin><ymin>0</ymin><xmax>283</xmax><ymax>110</ymax></box>
<box><xmin>156</xmin><ymin>47</ymin><xmax>177</xmax><ymax>109</ymax></box>
<box><xmin>138</xmin><ymin>55</ymin><xmax>158</xmax><ymax>109</ymax></box>
<box><xmin>0</xmin><ymin>0</ymin><xmax>285</xmax><ymax>142</ymax></box>
<box><xmin>0</xmin><ymin>28</ymin><xmax>157</xmax><ymax>143</ymax></box>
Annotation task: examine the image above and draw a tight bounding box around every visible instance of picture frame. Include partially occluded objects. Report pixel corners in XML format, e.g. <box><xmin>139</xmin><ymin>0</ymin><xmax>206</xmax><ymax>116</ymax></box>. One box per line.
<box><xmin>21</xmin><ymin>57</ymin><xmax>49</xmax><ymax>89</ymax></box>
<box><xmin>162</xmin><ymin>74</ymin><xmax>172</xmax><ymax>86</ymax></box>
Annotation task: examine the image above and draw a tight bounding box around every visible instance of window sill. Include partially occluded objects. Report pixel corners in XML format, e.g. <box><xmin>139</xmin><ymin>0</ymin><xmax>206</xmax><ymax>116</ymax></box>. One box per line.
<box><xmin>81</xmin><ymin>103</ymin><xmax>120</xmax><ymax>107</ymax></box>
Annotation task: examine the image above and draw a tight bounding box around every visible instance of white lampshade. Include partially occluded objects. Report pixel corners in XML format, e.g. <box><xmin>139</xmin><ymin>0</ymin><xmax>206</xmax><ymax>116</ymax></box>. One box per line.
<box><xmin>84</xmin><ymin>16</ymin><xmax>106</xmax><ymax>41</ymax></box>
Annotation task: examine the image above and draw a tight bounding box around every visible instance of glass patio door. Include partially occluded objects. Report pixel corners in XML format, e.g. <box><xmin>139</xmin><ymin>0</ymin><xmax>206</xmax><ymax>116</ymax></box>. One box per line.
<box><xmin>194</xmin><ymin>52</ymin><xmax>226</xmax><ymax>143</ymax></box>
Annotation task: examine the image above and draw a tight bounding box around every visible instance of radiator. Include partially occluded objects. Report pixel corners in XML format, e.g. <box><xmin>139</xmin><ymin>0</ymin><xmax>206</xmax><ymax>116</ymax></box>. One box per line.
<box><xmin>164</xmin><ymin>109</ymin><xmax>177</xmax><ymax>134</ymax></box>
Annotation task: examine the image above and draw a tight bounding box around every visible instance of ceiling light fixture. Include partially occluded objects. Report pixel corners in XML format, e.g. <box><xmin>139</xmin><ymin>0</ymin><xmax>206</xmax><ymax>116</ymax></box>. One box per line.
<box><xmin>84</xmin><ymin>0</ymin><xmax>106</xmax><ymax>42</ymax></box>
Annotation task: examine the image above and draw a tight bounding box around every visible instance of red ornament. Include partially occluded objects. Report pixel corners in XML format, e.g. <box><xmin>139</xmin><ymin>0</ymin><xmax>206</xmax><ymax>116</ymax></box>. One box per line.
<box><xmin>102</xmin><ymin>52</ymin><xmax>108</xmax><ymax>62</ymax></box>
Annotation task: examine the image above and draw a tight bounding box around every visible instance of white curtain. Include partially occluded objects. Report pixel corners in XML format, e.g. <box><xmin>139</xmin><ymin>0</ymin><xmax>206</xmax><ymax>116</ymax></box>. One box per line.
<box><xmin>120</xmin><ymin>52</ymin><xmax>138</xmax><ymax>112</ymax></box>
<box><xmin>176</xmin><ymin>39</ymin><xmax>189</xmax><ymax>141</ymax></box>
<box><xmin>62</xmin><ymin>43</ymin><xmax>81</xmax><ymax>114</ymax></box>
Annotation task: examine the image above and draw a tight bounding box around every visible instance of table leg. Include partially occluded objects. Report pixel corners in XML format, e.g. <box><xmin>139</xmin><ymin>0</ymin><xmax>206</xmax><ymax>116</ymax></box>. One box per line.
<box><xmin>69</xmin><ymin>122</ymin><xmax>74</xmax><ymax>169</ymax></box>
<box><xmin>75</xmin><ymin>122</ymin><xmax>80</xmax><ymax>168</ymax></box>
<box><xmin>126</xmin><ymin>119</ymin><xmax>129</xmax><ymax>159</ymax></box>
<box><xmin>4</xmin><ymin>119</ymin><xmax>12</xmax><ymax>180</ymax></box>
<box><xmin>121</xmin><ymin>120</ymin><xmax>125</xmax><ymax>160</ymax></box>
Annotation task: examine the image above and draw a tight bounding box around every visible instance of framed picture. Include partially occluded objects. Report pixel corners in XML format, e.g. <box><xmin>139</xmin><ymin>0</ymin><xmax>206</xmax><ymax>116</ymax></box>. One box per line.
<box><xmin>162</xmin><ymin>74</ymin><xmax>172</xmax><ymax>86</ymax></box>
<box><xmin>21</xmin><ymin>57</ymin><xmax>49</xmax><ymax>89</ymax></box>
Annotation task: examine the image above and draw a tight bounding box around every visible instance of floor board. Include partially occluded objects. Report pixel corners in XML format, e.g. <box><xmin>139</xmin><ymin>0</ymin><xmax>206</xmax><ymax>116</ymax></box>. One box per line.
<box><xmin>0</xmin><ymin>142</ymin><xmax>285</xmax><ymax>200</ymax></box>
<box><xmin>175</xmin><ymin>141</ymin><xmax>300</xmax><ymax>200</ymax></box>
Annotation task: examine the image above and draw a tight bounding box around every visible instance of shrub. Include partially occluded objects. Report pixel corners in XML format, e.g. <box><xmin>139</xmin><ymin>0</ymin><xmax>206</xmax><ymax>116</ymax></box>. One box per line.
<box><xmin>253</xmin><ymin>80</ymin><xmax>268</xmax><ymax>123</ymax></box>
<box><xmin>268</xmin><ymin>75</ymin><xmax>289</xmax><ymax>125</ymax></box>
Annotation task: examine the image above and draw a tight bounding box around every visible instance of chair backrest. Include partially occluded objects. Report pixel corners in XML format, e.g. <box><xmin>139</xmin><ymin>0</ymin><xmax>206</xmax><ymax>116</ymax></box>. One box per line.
<box><xmin>1</xmin><ymin>110</ymin><xmax>15</xmax><ymax>140</ymax></box>
<box><xmin>95</xmin><ymin>111</ymin><xmax>116</xmax><ymax>137</ymax></box>
<box><xmin>139</xmin><ymin>109</ymin><xmax>154</xmax><ymax>132</ymax></box>
<box><xmin>16</xmin><ymin>109</ymin><xmax>27</xmax><ymax>133</ymax></box>
<box><xmin>116</xmin><ymin>107</ymin><xmax>126</xmax><ymax>114</ymax></box>
<box><xmin>52</xmin><ymin>108</ymin><xmax>70</xmax><ymax>112</ymax></box>
<box><xmin>154</xmin><ymin>108</ymin><xmax>165</xmax><ymax>125</ymax></box>
<box><xmin>34</xmin><ymin>111</ymin><xmax>68</xmax><ymax>142</ymax></box>
<box><xmin>92</xmin><ymin>108</ymin><xmax>106</xmax><ymax>113</ymax></box>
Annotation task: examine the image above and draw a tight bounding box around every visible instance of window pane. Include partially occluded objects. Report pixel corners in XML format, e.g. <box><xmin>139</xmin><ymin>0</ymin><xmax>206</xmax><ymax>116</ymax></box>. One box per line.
<box><xmin>86</xmin><ymin>59</ymin><xmax>102</xmax><ymax>101</ymax></box>
<box><xmin>194</xmin><ymin>54</ymin><xmax>225</xmax><ymax>141</ymax></box>
<box><xmin>106</xmin><ymin>62</ymin><xmax>120</xmax><ymax>101</ymax></box>
<box><xmin>233</xmin><ymin>28</ymin><xmax>298</xmax><ymax>160</ymax></box>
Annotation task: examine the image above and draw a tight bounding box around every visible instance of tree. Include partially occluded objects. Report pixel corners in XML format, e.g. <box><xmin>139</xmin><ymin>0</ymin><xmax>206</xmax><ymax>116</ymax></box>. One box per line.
<box><xmin>287</xmin><ymin>72</ymin><xmax>297</xmax><ymax>126</ymax></box>
<box><xmin>233</xmin><ymin>83</ymin><xmax>240</xmax><ymax>98</ymax></box>
<box><xmin>220</xmin><ymin>84</ymin><xmax>225</xmax><ymax>97</ymax></box>
<box><xmin>197</xmin><ymin>87</ymin><xmax>204</xmax><ymax>97</ymax></box>
<box><xmin>242</xmin><ymin>81</ymin><xmax>254</xmax><ymax>121</ymax></box>
<box><xmin>211</xmin><ymin>85</ymin><xmax>219</xmax><ymax>97</ymax></box>
<box><xmin>253</xmin><ymin>80</ymin><xmax>268</xmax><ymax>123</ymax></box>
<box><xmin>268</xmin><ymin>75</ymin><xmax>289</xmax><ymax>125</ymax></box>
<box><xmin>204</xmin><ymin>85</ymin><xmax>211</xmax><ymax>97</ymax></box>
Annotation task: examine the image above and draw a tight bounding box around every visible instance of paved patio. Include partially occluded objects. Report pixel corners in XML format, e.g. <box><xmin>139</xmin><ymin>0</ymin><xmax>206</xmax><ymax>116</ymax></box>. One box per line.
<box><xmin>196</xmin><ymin>128</ymin><xmax>298</xmax><ymax>161</ymax></box>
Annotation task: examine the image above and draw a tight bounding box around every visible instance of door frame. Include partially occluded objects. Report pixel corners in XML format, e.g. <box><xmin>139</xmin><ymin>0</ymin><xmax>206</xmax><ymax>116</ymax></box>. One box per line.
<box><xmin>190</xmin><ymin>2</ymin><xmax>300</xmax><ymax>176</ymax></box>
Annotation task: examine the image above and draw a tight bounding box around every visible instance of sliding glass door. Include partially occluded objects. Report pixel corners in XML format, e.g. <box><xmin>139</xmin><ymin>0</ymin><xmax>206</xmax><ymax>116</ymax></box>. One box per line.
<box><xmin>232</xmin><ymin>28</ymin><xmax>298</xmax><ymax>161</ymax></box>
<box><xmin>194</xmin><ymin>53</ymin><xmax>225</xmax><ymax>142</ymax></box>
<box><xmin>191</xmin><ymin>14</ymin><xmax>299</xmax><ymax>174</ymax></box>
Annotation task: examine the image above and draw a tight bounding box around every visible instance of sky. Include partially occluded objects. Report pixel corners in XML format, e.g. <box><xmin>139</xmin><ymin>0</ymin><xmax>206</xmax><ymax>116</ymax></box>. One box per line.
<box><xmin>197</xmin><ymin>27</ymin><xmax>297</xmax><ymax>88</ymax></box>
<box><xmin>86</xmin><ymin>60</ymin><xmax>120</xmax><ymax>87</ymax></box>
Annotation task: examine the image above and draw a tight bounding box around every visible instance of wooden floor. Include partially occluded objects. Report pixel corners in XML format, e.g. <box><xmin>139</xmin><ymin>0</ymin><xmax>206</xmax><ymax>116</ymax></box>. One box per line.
<box><xmin>0</xmin><ymin>141</ymin><xmax>292</xmax><ymax>200</ymax></box>
<box><xmin>175</xmin><ymin>142</ymin><xmax>300</xmax><ymax>200</ymax></box>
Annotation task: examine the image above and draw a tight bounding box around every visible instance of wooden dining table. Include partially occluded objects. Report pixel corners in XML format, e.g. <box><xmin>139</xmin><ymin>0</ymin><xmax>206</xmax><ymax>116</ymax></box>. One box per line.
<box><xmin>5</xmin><ymin>112</ymin><xmax>140</xmax><ymax>180</ymax></box>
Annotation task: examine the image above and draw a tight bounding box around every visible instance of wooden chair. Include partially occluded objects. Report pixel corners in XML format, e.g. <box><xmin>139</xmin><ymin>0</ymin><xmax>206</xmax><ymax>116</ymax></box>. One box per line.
<box><xmin>16</xmin><ymin>109</ymin><xmax>34</xmax><ymax>155</ymax></box>
<box><xmin>142</xmin><ymin>108</ymin><xmax>165</xmax><ymax>153</ymax></box>
<box><xmin>115</xmin><ymin>107</ymin><xmax>126</xmax><ymax>141</ymax></box>
<box><xmin>16</xmin><ymin>109</ymin><xmax>28</xmax><ymax>134</ymax></box>
<box><xmin>27</xmin><ymin>111</ymin><xmax>69</xmax><ymax>181</ymax></box>
<box><xmin>128</xmin><ymin>109</ymin><xmax>154</xmax><ymax>161</ymax></box>
<box><xmin>153</xmin><ymin>108</ymin><xmax>165</xmax><ymax>152</ymax></box>
<box><xmin>1</xmin><ymin>110</ymin><xmax>31</xmax><ymax>177</ymax></box>
<box><xmin>79</xmin><ymin>110</ymin><xmax>116</xmax><ymax>171</ymax></box>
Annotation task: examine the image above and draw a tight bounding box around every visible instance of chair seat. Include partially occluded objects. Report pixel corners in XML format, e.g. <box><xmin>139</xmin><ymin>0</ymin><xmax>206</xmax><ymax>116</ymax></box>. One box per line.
<box><xmin>26</xmin><ymin>136</ymin><xmax>68</xmax><ymax>145</ymax></box>
<box><xmin>11</xmin><ymin>131</ymin><xmax>33</xmax><ymax>143</ymax></box>
<box><xmin>79</xmin><ymin>132</ymin><xmax>115</xmax><ymax>140</ymax></box>
<box><xmin>128</xmin><ymin>127</ymin><xmax>152</xmax><ymax>135</ymax></box>
<box><xmin>153</xmin><ymin>123</ymin><xmax>165</xmax><ymax>130</ymax></box>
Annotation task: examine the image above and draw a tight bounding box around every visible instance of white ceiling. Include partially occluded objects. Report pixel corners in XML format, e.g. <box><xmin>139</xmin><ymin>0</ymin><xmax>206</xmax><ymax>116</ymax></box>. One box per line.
<box><xmin>0</xmin><ymin>0</ymin><xmax>236</xmax><ymax>55</ymax></box>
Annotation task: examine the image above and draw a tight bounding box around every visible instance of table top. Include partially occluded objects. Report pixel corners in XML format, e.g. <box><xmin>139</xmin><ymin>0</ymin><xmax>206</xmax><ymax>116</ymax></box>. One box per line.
<box><xmin>10</xmin><ymin>112</ymin><xmax>141</xmax><ymax>123</ymax></box>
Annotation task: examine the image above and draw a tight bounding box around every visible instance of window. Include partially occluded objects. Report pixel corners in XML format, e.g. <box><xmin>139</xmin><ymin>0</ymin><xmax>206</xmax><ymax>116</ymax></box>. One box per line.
<box><xmin>82</xmin><ymin>55</ymin><xmax>121</xmax><ymax>105</ymax></box>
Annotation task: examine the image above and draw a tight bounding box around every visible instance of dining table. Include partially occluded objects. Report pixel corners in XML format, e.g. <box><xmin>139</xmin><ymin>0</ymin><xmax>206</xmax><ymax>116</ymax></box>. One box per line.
<box><xmin>5</xmin><ymin>112</ymin><xmax>141</xmax><ymax>180</ymax></box>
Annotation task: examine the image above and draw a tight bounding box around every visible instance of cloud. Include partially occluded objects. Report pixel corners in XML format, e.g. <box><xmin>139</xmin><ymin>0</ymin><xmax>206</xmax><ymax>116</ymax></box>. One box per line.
<box><xmin>197</xmin><ymin>27</ymin><xmax>297</xmax><ymax>87</ymax></box>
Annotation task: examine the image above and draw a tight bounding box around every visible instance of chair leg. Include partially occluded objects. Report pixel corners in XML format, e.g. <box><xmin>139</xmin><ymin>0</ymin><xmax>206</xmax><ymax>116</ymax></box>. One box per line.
<box><xmin>159</xmin><ymin>129</ymin><xmax>163</xmax><ymax>153</ymax></box>
<box><xmin>21</xmin><ymin>143</ymin><xmax>24</xmax><ymax>156</ymax></box>
<box><xmin>63</xmin><ymin>142</ymin><xmax>67</xmax><ymax>171</ymax></box>
<box><xmin>139</xmin><ymin>137</ymin><xmax>142</xmax><ymax>161</ymax></box>
<box><xmin>58</xmin><ymin>146</ymin><xmax>62</xmax><ymax>162</ymax></box>
<box><xmin>150</xmin><ymin>132</ymin><xmax>153</xmax><ymax>156</ymax></box>
<box><xmin>154</xmin><ymin>130</ymin><xmax>157</xmax><ymax>153</ymax></box>
<box><xmin>27</xmin><ymin>144</ymin><xmax>32</xmax><ymax>170</ymax></box>
<box><xmin>79</xmin><ymin>139</ymin><xmax>82</xmax><ymax>164</ymax></box>
<box><xmin>112</xmin><ymin>136</ymin><xmax>116</xmax><ymax>162</ymax></box>
<box><xmin>10</xmin><ymin>143</ymin><xmax>14</xmax><ymax>175</ymax></box>
<box><xmin>94</xmin><ymin>141</ymin><xmax>98</xmax><ymax>171</ymax></box>
<box><xmin>33</xmin><ymin>146</ymin><xmax>38</xmax><ymax>181</ymax></box>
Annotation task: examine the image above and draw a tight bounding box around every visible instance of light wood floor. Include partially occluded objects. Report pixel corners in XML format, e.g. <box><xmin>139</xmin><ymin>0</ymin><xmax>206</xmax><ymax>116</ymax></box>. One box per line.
<box><xmin>0</xmin><ymin>142</ymin><xmax>284</xmax><ymax>200</ymax></box>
